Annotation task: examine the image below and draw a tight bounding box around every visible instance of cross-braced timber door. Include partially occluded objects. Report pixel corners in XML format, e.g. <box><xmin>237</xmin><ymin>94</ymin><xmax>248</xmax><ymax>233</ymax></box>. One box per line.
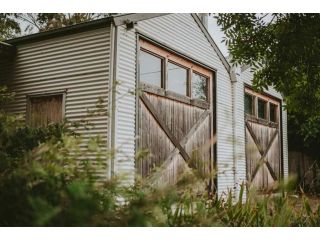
<box><xmin>245</xmin><ymin>87</ymin><xmax>282</xmax><ymax>191</ymax></box>
<box><xmin>136</xmin><ymin>38</ymin><xmax>215</xmax><ymax>188</ymax></box>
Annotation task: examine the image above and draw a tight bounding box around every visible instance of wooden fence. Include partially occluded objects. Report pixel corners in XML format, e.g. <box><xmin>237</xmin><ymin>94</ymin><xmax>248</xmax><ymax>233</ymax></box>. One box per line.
<box><xmin>289</xmin><ymin>151</ymin><xmax>320</xmax><ymax>191</ymax></box>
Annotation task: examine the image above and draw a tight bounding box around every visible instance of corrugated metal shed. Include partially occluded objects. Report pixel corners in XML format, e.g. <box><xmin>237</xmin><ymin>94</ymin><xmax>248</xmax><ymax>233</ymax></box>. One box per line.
<box><xmin>0</xmin><ymin>13</ymin><xmax>288</xmax><ymax>198</ymax></box>
<box><xmin>236</xmin><ymin>67</ymin><xmax>289</xmax><ymax>193</ymax></box>
<box><xmin>114</xmin><ymin>13</ymin><xmax>235</xmax><ymax>195</ymax></box>
<box><xmin>0</xmin><ymin>25</ymin><xmax>112</xmax><ymax>178</ymax></box>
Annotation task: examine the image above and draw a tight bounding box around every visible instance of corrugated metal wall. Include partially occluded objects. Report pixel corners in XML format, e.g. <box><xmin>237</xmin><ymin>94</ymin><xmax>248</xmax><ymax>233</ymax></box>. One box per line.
<box><xmin>233</xmin><ymin>68</ymin><xmax>246</xmax><ymax>199</ymax></box>
<box><xmin>0</xmin><ymin>26</ymin><xmax>112</xmax><ymax>178</ymax></box>
<box><xmin>113</xmin><ymin>25</ymin><xmax>137</xmax><ymax>185</ymax></box>
<box><xmin>237</xmin><ymin>68</ymin><xmax>289</xmax><ymax>191</ymax></box>
<box><xmin>115</xmin><ymin>13</ymin><xmax>234</xmax><ymax>195</ymax></box>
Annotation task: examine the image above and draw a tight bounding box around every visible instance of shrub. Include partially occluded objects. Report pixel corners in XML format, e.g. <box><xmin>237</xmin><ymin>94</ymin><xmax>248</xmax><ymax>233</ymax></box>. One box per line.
<box><xmin>1</xmin><ymin>85</ymin><xmax>320</xmax><ymax>226</ymax></box>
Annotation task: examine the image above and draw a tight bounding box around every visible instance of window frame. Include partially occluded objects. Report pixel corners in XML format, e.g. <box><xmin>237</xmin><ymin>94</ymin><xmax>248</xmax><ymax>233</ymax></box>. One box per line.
<box><xmin>139</xmin><ymin>38</ymin><xmax>212</xmax><ymax>106</ymax></box>
<box><xmin>26</xmin><ymin>91</ymin><xmax>66</xmax><ymax>126</ymax></box>
<box><xmin>244</xmin><ymin>92</ymin><xmax>255</xmax><ymax>116</ymax></box>
<box><xmin>244</xmin><ymin>87</ymin><xmax>280</xmax><ymax>125</ymax></box>
<box><xmin>139</xmin><ymin>48</ymin><xmax>164</xmax><ymax>88</ymax></box>
<box><xmin>257</xmin><ymin>97</ymin><xmax>268</xmax><ymax>120</ymax></box>
<box><xmin>167</xmin><ymin>60</ymin><xmax>190</xmax><ymax>96</ymax></box>
<box><xmin>269</xmin><ymin>102</ymin><xmax>278</xmax><ymax>123</ymax></box>
<box><xmin>191</xmin><ymin>70</ymin><xmax>209</xmax><ymax>101</ymax></box>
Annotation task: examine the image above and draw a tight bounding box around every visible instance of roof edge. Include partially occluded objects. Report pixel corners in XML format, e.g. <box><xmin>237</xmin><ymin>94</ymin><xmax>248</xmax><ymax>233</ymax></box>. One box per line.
<box><xmin>191</xmin><ymin>13</ymin><xmax>231</xmax><ymax>74</ymax></box>
<box><xmin>0</xmin><ymin>41</ymin><xmax>16</xmax><ymax>57</ymax></box>
<box><xmin>5</xmin><ymin>17</ymin><xmax>113</xmax><ymax>45</ymax></box>
<box><xmin>113</xmin><ymin>13</ymin><xmax>170</xmax><ymax>26</ymax></box>
<box><xmin>5</xmin><ymin>14</ymin><xmax>170</xmax><ymax>45</ymax></box>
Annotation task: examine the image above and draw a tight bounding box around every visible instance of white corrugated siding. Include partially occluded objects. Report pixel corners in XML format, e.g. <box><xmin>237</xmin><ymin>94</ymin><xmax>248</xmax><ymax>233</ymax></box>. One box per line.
<box><xmin>115</xmin><ymin>13</ymin><xmax>234</xmax><ymax>195</ymax></box>
<box><xmin>233</xmin><ymin>69</ymin><xmax>246</xmax><ymax>199</ymax></box>
<box><xmin>114</xmin><ymin>25</ymin><xmax>137</xmax><ymax>185</ymax></box>
<box><xmin>0</xmin><ymin>26</ymin><xmax>112</xmax><ymax>177</ymax></box>
<box><xmin>237</xmin><ymin>68</ymin><xmax>289</xmax><ymax>191</ymax></box>
<box><xmin>282</xmin><ymin>106</ymin><xmax>289</xmax><ymax>178</ymax></box>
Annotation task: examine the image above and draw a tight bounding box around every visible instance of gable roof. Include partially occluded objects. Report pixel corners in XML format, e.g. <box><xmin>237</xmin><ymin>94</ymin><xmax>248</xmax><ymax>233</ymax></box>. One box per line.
<box><xmin>4</xmin><ymin>13</ymin><xmax>231</xmax><ymax>73</ymax></box>
<box><xmin>190</xmin><ymin>13</ymin><xmax>230</xmax><ymax>73</ymax></box>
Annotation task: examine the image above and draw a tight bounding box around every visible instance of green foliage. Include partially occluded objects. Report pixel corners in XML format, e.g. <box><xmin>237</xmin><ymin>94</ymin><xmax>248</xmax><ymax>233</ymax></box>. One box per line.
<box><xmin>20</xmin><ymin>13</ymin><xmax>110</xmax><ymax>32</ymax></box>
<box><xmin>215</xmin><ymin>13</ymin><xmax>320</xmax><ymax>151</ymax></box>
<box><xmin>2</xmin><ymin>86</ymin><xmax>320</xmax><ymax>226</ymax></box>
<box><xmin>0</xmin><ymin>13</ymin><xmax>20</xmax><ymax>41</ymax></box>
<box><xmin>18</xmin><ymin>13</ymin><xmax>118</xmax><ymax>35</ymax></box>
<box><xmin>0</xmin><ymin>13</ymin><xmax>115</xmax><ymax>40</ymax></box>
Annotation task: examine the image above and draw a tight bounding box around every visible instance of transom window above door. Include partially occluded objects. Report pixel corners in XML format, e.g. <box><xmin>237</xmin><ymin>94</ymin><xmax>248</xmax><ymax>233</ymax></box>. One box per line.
<box><xmin>139</xmin><ymin>38</ymin><xmax>212</xmax><ymax>102</ymax></box>
<box><xmin>167</xmin><ymin>62</ymin><xmax>188</xmax><ymax>95</ymax></box>
<box><xmin>139</xmin><ymin>50</ymin><xmax>163</xmax><ymax>87</ymax></box>
<box><xmin>244</xmin><ymin>87</ymin><xmax>280</xmax><ymax>124</ymax></box>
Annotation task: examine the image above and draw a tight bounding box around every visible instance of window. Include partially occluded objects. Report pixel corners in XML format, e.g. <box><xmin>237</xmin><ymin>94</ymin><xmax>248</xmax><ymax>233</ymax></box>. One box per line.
<box><xmin>139</xmin><ymin>50</ymin><xmax>162</xmax><ymax>87</ymax></box>
<box><xmin>245</xmin><ymin>87</ymin><xmax>280</xmax><ymax>124</ymax></box>
<box><xmin>245</xmin><ymin>93</ymin><xmax>255</xmax><ymax>115</ymax></box>
<box><xmin>192</xmin><ymin>72</ymin><xmax>208</xmax><ymax>101</ymax></box>
<box><xmin>258</xmin><ymin>98</ymin><xmax>267</xmax><ymax>120</ymax></box>
<box><xmin>269</xmin><ymin>103</ymin><xmax>277</xmax><ymax>122</ymax></box>
<box><xmin>167</xmin><ymin>62</ymin><xmax>188</xmax><ymax>95</ymax></box>
<box><xmin>28</xmin><ymin>94</ymin><xmax>63</xmax><ymax>127</ymax></box>
<box><xmin>139</xmin><ymin>38</ymin><xmax>212</xmax><ymax>104</ymax></box>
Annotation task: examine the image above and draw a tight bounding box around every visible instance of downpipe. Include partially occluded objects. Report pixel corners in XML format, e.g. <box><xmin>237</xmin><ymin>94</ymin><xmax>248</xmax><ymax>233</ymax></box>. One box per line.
<box><xmin>230</xmin><ymin>67</ymin><xmax>239</xmax><ymax>200</ymax></box>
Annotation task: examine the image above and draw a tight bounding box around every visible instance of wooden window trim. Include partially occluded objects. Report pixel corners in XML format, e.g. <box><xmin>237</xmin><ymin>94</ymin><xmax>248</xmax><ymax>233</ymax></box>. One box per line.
<box><xmin>245</xmin><ymin>87</ymin><xmax>280</xmax><ymax>106</ymax></box>
<box><xmin>26</xmin><ymin>91</ymin><xmax>66</xmax><ymax>126</ymax></box>
<box><xmin>139</xmin><ymin>82</ymin><xmax>209</xmax><ymax>109</ymax></box>
<box><xmin>191</xmin><ymin>70</ymin><xmax>209</xmax><ymax>101</ymax></box>
<box><xmin>139</xmin><ymin>38</ymin><xmax>212</xmax><ymax>106</ymax></box>
<box><xmin>245</xmin><ymin>87</ymin><xmax>280</xmax><ymax>124</ymax></box>
<box><xmin>167</xmin><ymin>60</ymin><xmax>190</xmax><ymax>96</ymax></box>
<box><xmin>140</xmin><ymin>49</ymin><xmax>164</xmax><ymax>88</ymax></box>
<box><xmin>140</xmin><ymin>38</ymin><xmax>212</xmax><ymax>77</ymax></box>
<box><xmin>246</xmin><ymin>114</ymin><xmax>279</xmax><ymax>128</ymax></box>
<box><xmin>257</xmin><ymin>98</ymin><xmax>268</xmax><ymax>120</ymax></box>
<box><xmin>269</xmin><ymin>102</ymin><xmax>278</xmax><ymax>123</ymax></box>
<box><xmin>244</xmin><ymin>92</ymin><xmax>256</xmax><ymax>117</ymax></box>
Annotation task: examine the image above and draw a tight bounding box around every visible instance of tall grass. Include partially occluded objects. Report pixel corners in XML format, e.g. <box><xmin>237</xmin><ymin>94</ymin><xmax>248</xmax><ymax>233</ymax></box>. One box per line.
<box><xmin>2</xmin><ymin>85</ymin><xmax>320</xmax><ymax>226</ymax></box>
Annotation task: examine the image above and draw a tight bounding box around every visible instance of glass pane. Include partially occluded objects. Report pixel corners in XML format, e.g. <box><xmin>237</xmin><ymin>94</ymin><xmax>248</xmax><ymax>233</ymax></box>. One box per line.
<box><xmin>258</xmin><ymin>98</ymin><xmax>267</xmax><ymax>119</ymax></box>
<box><xmin>167</xmin><ymin>62</ymin><xmax>188</xmax><ymax>95</ymax></box>
<box><xmin>139</xmin><ymin>50</ymin><xmax>162</xmax><ymax>87</ymax></box>
<box><xmin>192</xmin><ymin>72</ymin><xmax>208</xmax><ymax>101</ymax></box>
<box><xmin>270</xmin><ymin>103</ymin><xmax>277</xmax><ymax>122</ymax></box>
<box><xmin>245</xmin><ymin>93</ymin><xmax>254</xmax><ymax>115</ymax></box>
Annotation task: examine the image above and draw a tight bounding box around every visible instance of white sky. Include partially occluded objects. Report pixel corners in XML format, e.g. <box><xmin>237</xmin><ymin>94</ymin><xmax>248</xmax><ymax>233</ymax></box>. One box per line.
<box><xmin>207</xmin><ymin>15</ymin><xmax>228</xmax><ymax>57</ymax></box>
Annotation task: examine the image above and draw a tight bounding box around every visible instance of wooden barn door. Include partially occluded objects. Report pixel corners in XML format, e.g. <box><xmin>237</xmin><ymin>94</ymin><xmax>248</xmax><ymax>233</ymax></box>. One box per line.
<box><xmin>245</xmin><ymin>88</ymin><xmax>282</xmax><ymax>191</ymax></box>
<box><xmin>136</xmin><ymin>38</ymin><xmax>214</xmax><ymax>187</ymax></box>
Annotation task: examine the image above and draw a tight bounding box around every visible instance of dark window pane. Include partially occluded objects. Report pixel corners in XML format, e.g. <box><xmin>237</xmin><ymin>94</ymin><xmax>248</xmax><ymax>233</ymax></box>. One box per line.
<box><xmin>139</xmin><ymin>51</ymin><xmax>162</xmax><ymax>87</ymax></box>
<box><xmin>192</xmin><ymin>72</ymin><xmax>208</xmax><ymax>101</ymax></box>
<box><xmin>245</xmin><ymin>93</ymin><xmax>254</xmax><ymax>115</ymax></box>
<box><xmin>258</xmin><ymin>98</ymin><xmax>267</xmax><ymax>119</ymax></box>
<box><xmin>167</xmin><ymin>62</ymin><xmax>188</xmax><ymax>95</ymax></box>
<box><xmin>270</xmin><ymin>103</ymin><xmax>277</xmax><ymax>122</ymax></box>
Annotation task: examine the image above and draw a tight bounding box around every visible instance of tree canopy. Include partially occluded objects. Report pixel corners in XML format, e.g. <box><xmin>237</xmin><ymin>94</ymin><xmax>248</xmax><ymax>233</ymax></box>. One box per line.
<box><xmin>18</xmin><ymin>13</ymin><xmax>109</xmax><ymax>33</ymax></box>
<box><xmin>0</xmin><ymin>14</ymin><xmax>20</xmax><ymax>41</ymax></box>
<box><xmin>0</xmin><ymin>13</ymin><xmax>110</xmax><ymax>40</ymax></box>
<box><xmin>215</xmin><ymin>13</ymin><xmax>320</xmax><ymax>152</ymax></box>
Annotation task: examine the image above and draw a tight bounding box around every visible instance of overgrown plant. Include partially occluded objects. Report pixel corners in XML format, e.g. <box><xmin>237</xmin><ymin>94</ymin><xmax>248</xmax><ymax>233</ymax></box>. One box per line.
<box><xmin>1</xmin><ymin>85</ymin><xmax>320</xmax><ymax>226</ymax></box>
